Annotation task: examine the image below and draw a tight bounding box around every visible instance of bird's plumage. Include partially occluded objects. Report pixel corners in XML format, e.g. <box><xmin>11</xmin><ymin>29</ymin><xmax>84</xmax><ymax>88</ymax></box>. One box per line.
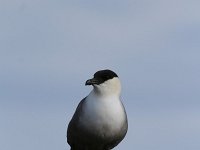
<box><xmin>67</xmin><ymin>70</ymin><xmax>128</xmax><ymax>150</ymax></box>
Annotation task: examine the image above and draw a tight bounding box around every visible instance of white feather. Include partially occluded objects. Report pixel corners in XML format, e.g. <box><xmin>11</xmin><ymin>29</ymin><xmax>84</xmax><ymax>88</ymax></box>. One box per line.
<box><xmin>80</xmin><ymin>77</ymin><xmax>126</xmax><ymax>136</ymax></box>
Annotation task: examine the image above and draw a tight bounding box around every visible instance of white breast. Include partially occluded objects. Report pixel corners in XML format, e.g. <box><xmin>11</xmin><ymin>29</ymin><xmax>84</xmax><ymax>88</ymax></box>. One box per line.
<box><xmin>81</xmin><ymin>91</ymin><xmax>126</xmax><ymax>135</ymax></box>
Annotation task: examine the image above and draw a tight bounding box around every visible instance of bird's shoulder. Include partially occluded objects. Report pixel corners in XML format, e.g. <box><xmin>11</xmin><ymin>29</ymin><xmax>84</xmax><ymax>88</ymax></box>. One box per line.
<box><xmin>67</xmin><ymin>97</ymin><xmax>87</xmax><ymax>143</ymax></box>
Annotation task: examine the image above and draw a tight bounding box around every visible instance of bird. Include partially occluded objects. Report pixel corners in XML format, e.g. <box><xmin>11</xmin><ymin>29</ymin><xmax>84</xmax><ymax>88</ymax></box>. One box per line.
<box><xmin>67</xmin><ymin>69</ymin><xmax>128</xmax><ymax>150</ymax></box>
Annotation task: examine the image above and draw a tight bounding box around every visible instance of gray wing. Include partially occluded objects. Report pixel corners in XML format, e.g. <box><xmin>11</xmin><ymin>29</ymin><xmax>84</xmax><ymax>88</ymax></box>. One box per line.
<box><xmin>67</xmin><ymin>97</ymin><xmax>86</xmax><ymax>149</ymax></box>
<box><xmin>67</xmin><ymin>97</ymin><xmax>110</xmax><ymax>150</ymax></box>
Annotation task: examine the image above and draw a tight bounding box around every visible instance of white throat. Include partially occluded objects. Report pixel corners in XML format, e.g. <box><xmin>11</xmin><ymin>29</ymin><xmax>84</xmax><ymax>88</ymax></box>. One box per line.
<box><xmin>93</xmin><ymin>77</ymin><xmax>121</xmax><ymax>97</ymax></box>
<box><xmin>80</xmin><ymin>77</ymin><xmax>125</xmax><ymax>134</ymax></box>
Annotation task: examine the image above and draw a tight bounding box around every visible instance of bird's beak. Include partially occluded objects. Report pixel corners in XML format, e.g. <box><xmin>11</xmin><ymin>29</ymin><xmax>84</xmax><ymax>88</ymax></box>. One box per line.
<box><xmin>85</xmin><ymin>78</ymin><xmax>99</xmax><ymax>86</ymax></box>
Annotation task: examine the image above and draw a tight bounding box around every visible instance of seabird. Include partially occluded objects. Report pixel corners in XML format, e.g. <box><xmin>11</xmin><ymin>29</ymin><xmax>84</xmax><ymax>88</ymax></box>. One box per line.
<box><xmin>67</xmin><ymin>69</ymin><xmax>128</xmax><ymax>150</ymax></box>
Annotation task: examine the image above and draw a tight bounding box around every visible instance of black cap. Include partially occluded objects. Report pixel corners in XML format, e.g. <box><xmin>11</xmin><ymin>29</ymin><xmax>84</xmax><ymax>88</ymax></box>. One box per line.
<box><xmin>85</xmin><ymin>69</ymin><xmax>118</xmax><ymax>85</ymax></box>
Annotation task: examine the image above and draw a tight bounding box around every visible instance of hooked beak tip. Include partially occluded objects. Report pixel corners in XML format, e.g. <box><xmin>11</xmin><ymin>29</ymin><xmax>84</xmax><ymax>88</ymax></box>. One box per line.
<box><xmin>85</xmin><ymin>79</ymin><xmax>92</xmax><ymax>86</ymax></box>
<box><xmin>85</xmin><ymin>78</ymin><xmax>99</xmax><ymax>86</ymax></box>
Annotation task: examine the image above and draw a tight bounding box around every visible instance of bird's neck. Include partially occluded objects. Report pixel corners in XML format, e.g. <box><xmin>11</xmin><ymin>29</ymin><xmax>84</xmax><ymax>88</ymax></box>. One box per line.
<box><xmin>91</xmin><ymin>87</ymin><xmax>121</xmax><ymax>99</ymax></box>
<box><xmin>93</xmin><ymin>78</ymin><xmax>122</xmax><ymax>97</ymax></box>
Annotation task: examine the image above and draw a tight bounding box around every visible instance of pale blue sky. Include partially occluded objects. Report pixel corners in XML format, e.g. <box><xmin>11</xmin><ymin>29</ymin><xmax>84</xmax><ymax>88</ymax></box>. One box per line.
<box><xmin>0</xmin><ymin>0</ymin><xmax>200</xmax><ymax>150</ymax></box>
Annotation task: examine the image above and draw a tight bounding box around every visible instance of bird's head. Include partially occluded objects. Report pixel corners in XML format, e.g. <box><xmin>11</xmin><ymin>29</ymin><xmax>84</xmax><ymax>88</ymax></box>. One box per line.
<box><xmin>85</xmin><ymin>69</ymin><xmax>121</xmax><ymax>96</ymax></box>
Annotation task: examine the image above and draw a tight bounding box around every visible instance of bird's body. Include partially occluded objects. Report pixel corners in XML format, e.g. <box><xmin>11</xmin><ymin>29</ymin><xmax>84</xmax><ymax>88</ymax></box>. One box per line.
<box><xmin>67</xmin><ymin>70</ymin><xmax>128</xmax><ymax>150</ymax></box>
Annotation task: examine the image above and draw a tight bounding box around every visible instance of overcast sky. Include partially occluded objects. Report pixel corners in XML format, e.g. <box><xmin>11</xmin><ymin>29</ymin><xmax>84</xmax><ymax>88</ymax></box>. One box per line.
<box><xmin>0</xmin><ymin>0</ymin><xmax>200</xmax><ymax>150</ymax></box>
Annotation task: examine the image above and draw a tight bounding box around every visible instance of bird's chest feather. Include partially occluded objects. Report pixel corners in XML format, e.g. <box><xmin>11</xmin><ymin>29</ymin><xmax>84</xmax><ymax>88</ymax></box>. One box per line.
<box><xmin>80</xmin><ymin>95</ymin><xmax>125</xmax><ymax>135</ymax></box>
